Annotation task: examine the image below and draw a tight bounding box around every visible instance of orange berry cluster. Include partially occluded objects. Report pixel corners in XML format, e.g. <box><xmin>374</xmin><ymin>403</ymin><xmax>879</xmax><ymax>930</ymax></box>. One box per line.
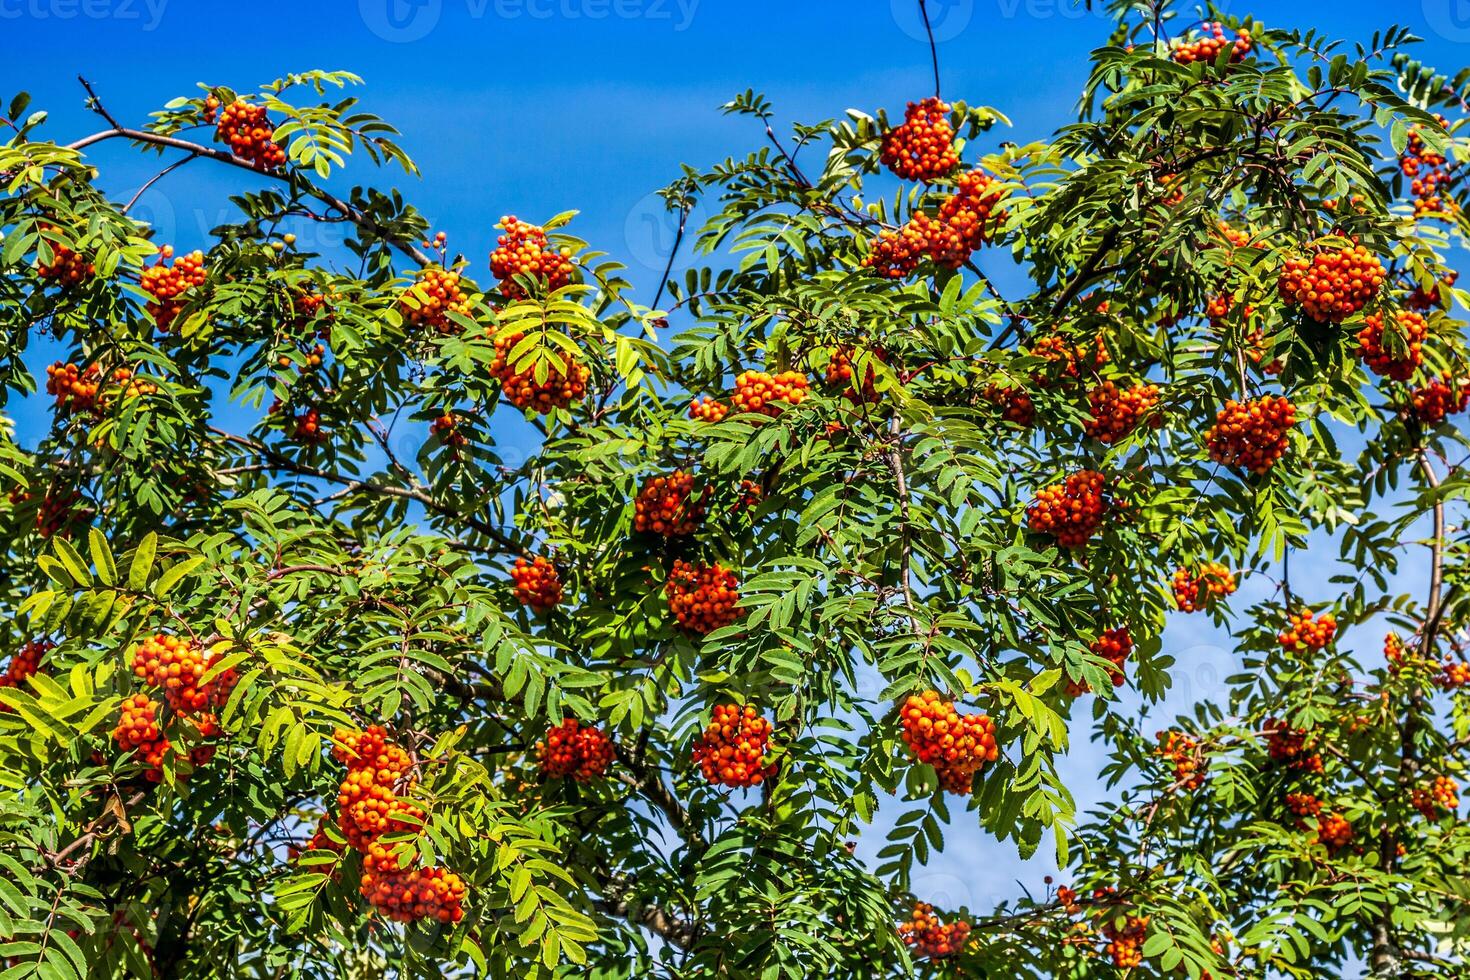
<box><xmin>880</xmin><ymin>98</ymin><xmax>960</xmax><ymax>182</ymax></box>
<box><xmin>536</xmin><ymin>718</ymin><xmax>615</xmax><ymax>781</ymax></box>
<box><xmin>510</xmin><ymin>556</ymin><xmax>563</xmax><ymax>612</ymax></box>
<box><xmin>1356</xmin><ymin>310</ymin><xmax>1429</xmax><ymax>381</ymax></box>
<box><xmin>1245</xmin><ymin>327</ymin><xmax>1283</xmax><ymax>376</ymax></box>
<box><xmin>330</xmin><ymin>726</ymin><xmax>468</xmax><ymax>924</ymax></box>
<box><xmin>1441</xmin><ymin>660</ymin><xmax>1470</xmax><ymax>690</ymax></box>
<box><xmin>732</xmin><ymin>479</ymin><xmax>763</xmax><ymax>513</ymax></box>
<box><xmin>1277</xmin><ymin>246</ymin><xmax>1385</xmax><ymax>323</ymax></box>
<box><xmin>1401</xmin><ymin>120</ymin><xmax>1454</xmax><ymax>218</ymax></box>
<box><xmin>1277</xmin><ymin>609</ymin><xmax>1337</xmax><ymax>655</ymax></box>
<box><xmin>270</xmin><ymin>399</ymin><xmax>328</xmax><ymax>445</ymax></box>
<box><xmin>292</xmin><ymin>817</ymin><xmax>346</xmax><ymax>864</ymax></box>
<box><xmin>1411</xmin><ymin>776</ymin><xmax>1460</xmax><ymax>819</ymax></box>
<box><xmin>1102</xmin><ymin>914</ymin><xmax>1150</xmax><ymax>969</ymax></box>
<box><xmin>1285</xmin><ymin>791</ymin><xmax>1322</xmax><ymax>828</ymax></box>
<box><xmin>292</xmin><ymin>290</ymin><xmax>332</xmax><ymax>337</ymax></box>
<box><xmin>364</xmin><ymin>866</ymin><xmax>468</xmax><ymax>925</ymax></box>
<box><xmin>1029</xmin><ymin>333</ymin><xmax>1110</xmax><ymax>384</ymax></box>
<box><xmin>1026</xmin><ymin>470</ymin><xmax>1108</xmax><ymax>548</ymax></box>
<box><xmin>45</xmin><ymin>362</ymin><xmax>104</xmax><ymax>414</ymax></box>
<box><xmin>1066</xmin><ymin>628</ymin><xmax>1133</xmax><ymax>697</ymax></box>
<box><xmin>489</xmin><ymin>216</ymin><xmax>575</xmax><ymax>299</ymax></box>
<box><xmin>0</xmin><ymin>640</ymin><xmax>51</xmax><ymax>708</ymax></box>
<box><xmin>400</xmin><ymin>268</ymin><xmax>473</xmax><ymax>334</ymax></box>
<box><xmin>1406</xmin><ymin>270</ymin><xmax>1457</xmax><ymax>312</ymax></box>
<box><xmin>731</xmin><ymin>370</ymin><xmax>810</xmax><ymax>418</ymax></box>
<box><xmin>983</xmin><ymin>385</ymin><xmax>1035</xmax><ymax>427</ymax></box>
<box><xmin>899</xmin><ymin>690</ymin><xmax>999</xmax><ymax>795</ymax></box>
<box><xmin>215</xmin><ymin>100</ymin><xmax>287</xmax><ymax>170</ymax></box>
<box><xmin>36</xmin><ymin>231</ymin><xmax>93</xmax><ymax>286</ymax></box>
<box><xmin>1410</xmin><ymin>375</ymin><xmax>1470</xmax><ymax>424</ymax></box>
<box><xmin>825</xmin><ymin>347</ymin><xmax>883</xmax><ymax>403</ymax></box>
<box><xmin>687</xmin><ymin>396</ymin><xmax>729</xmax><ymax>423</ymax></box>
<box><xmin>46</xmin><ymin>363</ymin><xmax>156</xmax><ymax>416</ymax></box>
<box><xmin>1155</xmin><ymin>731</ymin><xmax>1205</xmax><ymax>790</ymax></box>
<box><xmin>111</xmin><ymin>693</ymin><xmax>175</xmax><ymax>781</ymax></box>
<box><xmin>1384</xmin><ymin>632</ymin><xmax>1406</xmax><ymax>673</ymax></box>
<box><xmin>129</xmin><ymin>633</ymin><xmax>238</xmax><ymax>716</ymax></box>
<box><xmin>897</xmin><ymin>902</ymin><xmax>971</xmax><ymax>960</ymax></box>
<box><xmin>1322</xmin><ymin>195</ymin><xmax>1367</xmax><ymax>214</ymax></box>
<box><xmin>430</xmin><ymin>412</ymin><xmax>467</xmax><ymax>450</ymax></box>
<box><xmin>633</xmin><ymin>471</ymin><xmax>706</xmax><ymax>536</ymax></box>
<box><xmin>1314</xmin><ymin>812</ymin><xmax>1353</xmax><ymax>850</ymax></box>
<box><xmin>692</xmin><ymin>703</ymin><xmax>776</xmax><ymax>788</ymax></box>
<box><xmin>141</xmin><ymin>247</ymin><xmax>207</xmax><ymax>330</ymax></box>
<box><xmin>864</xmin><ymin>169</ymin><xmax>1006</xmax><ymax>277</ymax></box>
<box><xmin>1083</xmin><ymin>381</ymin><xmax>1161</xmax><ymax>443</ymax></box>
<box><xmin>1205</xmin><ymin>293</ymin><xmax>1255</xmax><ymax>330</ymax></box>
<box><xmin>1206</xmin><ymin>396</ymin><xmax>1296</xmax><ymax>474</ymax></box>
<box><xmin>931</xmin><ymin>170</ymin><xmax>1009</xmax><ymax>266</ymax></box>
<box><xmin>1265</xmin><ymin>719</ymin><xmax>1323</xmax><ymax>773</ymax></box>
<box><xmin>665</xmin><ymin>560</ymin><xmax>740</xmax><ymax>635</ymax></box>
<box><xmin>32</xmin><ymin>489</ymin><xmax>80</xmax><ymax>539</ymax></box>
<box><xmin>1172</xmin><ymin>21</ymin><xmax>1252</xmax><ymax>64</ymax></box>
<box><xmin>488</xmin><ymin>332</ymin><xmax>590</xmax><ymax>413</ymax></box>
<box><xmin>1217</xmin><ymin>222</ymin><xmax>1254</xmax><ymax>251</ymax></box>
<box><xmin>295</xmin><ymin>407</ymin><xmax>325</xmax><ymax>444</ymax></box>
<box><xmin>1171</xmin><ymin>563</ymin><xmax>1237</xmax><ymax>613</ymax></box>
<box><xmin>1158</xmin><ymin>172</ymin><xmax>1185</xmax><ymax>207</ymax></box>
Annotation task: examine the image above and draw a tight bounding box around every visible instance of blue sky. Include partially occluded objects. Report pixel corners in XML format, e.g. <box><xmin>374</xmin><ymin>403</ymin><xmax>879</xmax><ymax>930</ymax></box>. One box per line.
<box><xmin>7</xmin><ymin>0</ymin><xmax>1464</xmax><ymax>939</ymax></box>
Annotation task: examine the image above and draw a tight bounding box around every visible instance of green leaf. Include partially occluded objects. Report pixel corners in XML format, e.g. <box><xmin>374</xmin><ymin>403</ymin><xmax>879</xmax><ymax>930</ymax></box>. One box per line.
<box><xmin>49</xmin><ymin>539</ymin><xmax>91</xmax><ymax>588</ymax></box>
<box><xmin>87</xmin><ymin>529</ymin><xmax>115</xmax><ymax>586</ymax></box>
<box><xmin>128</xmin><ymin>532</ymin><xmax>157</xmax><ymax>591</ymax></box>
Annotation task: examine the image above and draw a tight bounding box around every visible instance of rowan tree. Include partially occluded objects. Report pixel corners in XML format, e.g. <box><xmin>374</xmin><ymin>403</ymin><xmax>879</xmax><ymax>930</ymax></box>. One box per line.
<box><xmin>1</xmin><ymin>2</ymin><xmax>1469</xmax><ymax>977</ymax></box>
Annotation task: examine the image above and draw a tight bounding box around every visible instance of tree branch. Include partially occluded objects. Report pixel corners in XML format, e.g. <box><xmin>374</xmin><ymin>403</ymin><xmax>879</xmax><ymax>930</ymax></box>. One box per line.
<box><xmin>68</xmin><ymin>79</ymin><xmax>431</xmax><ymax>268</ymax></box>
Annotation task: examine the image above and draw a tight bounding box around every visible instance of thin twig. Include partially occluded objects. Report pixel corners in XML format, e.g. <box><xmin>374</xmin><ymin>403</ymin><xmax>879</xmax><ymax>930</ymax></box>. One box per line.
<box><xmin>916</xmin><ymin>0</ymin><xmax>942</xmax><ymax>97</ymax></box>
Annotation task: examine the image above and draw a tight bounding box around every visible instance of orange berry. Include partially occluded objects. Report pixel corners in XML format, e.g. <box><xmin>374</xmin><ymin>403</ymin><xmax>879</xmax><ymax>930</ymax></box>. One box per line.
<box><xmin>1026</xmin><ymin>470</ymin><xmax>1108</xmax><ymax>549</ymax></box>
<box><xmin>489</xmin><ymin>216</ymin><xmax>575</xmax><ymax>298</ymax></box>
<box><xmin>488</xmin><ymin>332</ymin><xmax>589</xmax><ymax>414</ymax></box>
<box><xmin>880</xmin><ymin>98</ymin><xmax>960</xmax><ymax>182</ymax></box>
<box><xmin>1206</xmin><ymin>396</ymin><xmax>1296</xmax><ymax>474</ymax></box>
<box><xmin>898</xmin><ymin>690</ymin><xmax>998</xmax><ymax>795</ymax></box>
<box><xmin>536</xmin><ymin>718</ymin><xmax>615</xmax><ymax>781</ymax></box>
<box><xmin>510</xmin><ymin>556</ymin><xmax>563</xmax><ymax>612</ymax></box>
<box><xmin>214</xmin><ymin>100</ymin><xmax>287</xmax><ymax>170</ymax></box>
<box><xmin>665</xmin><ymin>560</ymin><xmax>741</xmax><ymax>635</ymax></box>
<box><xmin>692</xmin><ymin>703</ymin><xmax>776</xmax><ymax>788</ymax></box>
<box><xmin>633</xmin><ymin>471</ymin><xmax>707</xmax><ymax>537</ymax></box>
<box><xmin>399</xmin><ymin>268</ymin><xmax>473</xmax><ymax>334</ymax></box>
<box><xmin>897</xmin><ymin>902</ymin><xmax>970</xmax><ymax>959</ymax></box>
